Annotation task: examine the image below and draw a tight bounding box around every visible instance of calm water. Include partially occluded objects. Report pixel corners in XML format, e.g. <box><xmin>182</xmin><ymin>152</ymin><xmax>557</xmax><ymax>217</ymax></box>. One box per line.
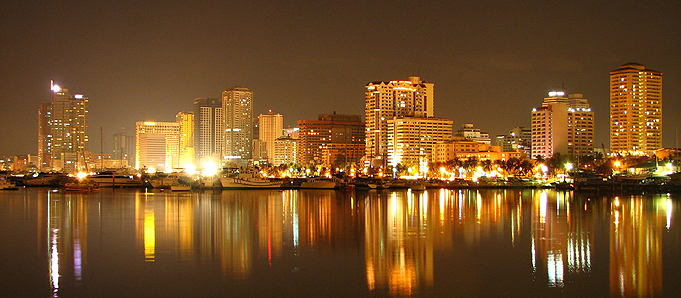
<box><xmin>1</xmin><ymin>187</ymin><xmax>680</xmax><ymax>297</ymax></box>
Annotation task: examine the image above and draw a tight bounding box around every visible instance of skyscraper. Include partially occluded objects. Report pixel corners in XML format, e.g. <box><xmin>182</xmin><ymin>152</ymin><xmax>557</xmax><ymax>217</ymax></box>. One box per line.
<box><xmin>297</xmin><ymin>113</ymin><xmax>365</xmax><ymax>166</ymax></box>
<box><xmin>113</xmin><ymin>132</ymin><xmax>135</xmax><ymax>167</ymax></box>
<box><xmin>610</xmin><ymin>63</ymin><xmax>663</xmax><ymax>155</ymax></box>
<box><xmin>37</xmin><ymin>103</ymin><xmax>52</xmax><ymax>171</ymax></box>
<box><xmin>531</xmin><ymin>91</ymin><xmax>594</xmax><ymax>159</ymax></box>
<box><xmin>222</xmin><ymin>87</ymin><xmax>253</xmax><ymax>165</ymax></box>
<box><xmin>193</xmin><ymin>98</ymin><xmax>222</xmax><ymax>166</ymax></box>
<box><xmin>41</xmin><ymin>82</ymin><xmax>88</xmax><ymax>173</ymax></box>
<box><xmin>259</xmin><ymin>110</ymin><xmax>283</xmax><ymax>164</ymax></box>
<box><xmin>365</xmin><ymin>77</ymin><xmax>434</xmax><ymax>162</ymax></box>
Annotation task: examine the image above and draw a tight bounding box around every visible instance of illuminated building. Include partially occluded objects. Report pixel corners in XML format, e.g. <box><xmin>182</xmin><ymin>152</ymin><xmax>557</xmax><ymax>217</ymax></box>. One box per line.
<box><xmin>273</xmin><ymin>136</ymin><xmax>298</xmax><ymax>166</ymax></box>
<box><xmin>41</xmin><ymin>81</ymin><xmax>89</xmax><ymax>173</ymax></box>
<box><xmin>297</xmin><ymin>113</ymin><xmax>365</xmax><ymax>166</ymax></box>
<box><xmin>135</xmin><ymin>121</ymin><xmax>179</xmax><ymax>171</ymax></box>
<box><xmin>365</xmin><ymin>77</ymin><xmax>434</xmax><ymax>164</ymax></box>
<box><xmin>387</xmin><ymin>116</ymin><xmax>452</xmax><ymax>169</ymax></box>
<box><xmin>258</xmin><ymin>110</ymin><xmax>283</xmax><ymax>164</ymax></box>
<box><xmin>531</xmin><ymin>91</ymin><xmax>594</xmax><ymax>159</ymax></box>
<box><xmin>222</xmin><ymin>87</ymin><xmax>253</xmax><ymax>165</ymax></box>
<box><xmin>193</xmin><ymin>98</ymin><xmax>222</xmax><ymax>165</ymax></box>
<box><xmin>495</xmin><ymin>127</ymin><xmax>532</xmax><ymax>157</ymax></box>
<box><xmin>610</xmin><ymin>63</ymin><xmax>663</xmax><ymax>155</ymax></box>
<box><xmin>176</xmin><ymin>111</ymin><xmax>194</xmax><ymax>167</ymax></box>
<box><xmin>433</xmin><ymin>136</ymin><xmax>522</xmax><ymax>163</ymax></box>
<box><xmin>38</xmin><ymin>103</ymin><xmax>52</xmax><ymax>171</ymax></box>
<box><xmin>455</xmin><ymin>123</ymin><xmax>491</xmax><ymax>144</ymax></box>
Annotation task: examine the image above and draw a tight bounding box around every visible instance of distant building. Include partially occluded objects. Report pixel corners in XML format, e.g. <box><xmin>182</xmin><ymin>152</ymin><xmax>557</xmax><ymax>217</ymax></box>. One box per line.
<box><xmin>455</xmin><ymin>123</ymin><xmax>491</xmax><ymax>144</ymax></box>
<box><xmin>176</xmin><ymin>111</ymin><xmax>194</xmax><ymax>167</ymax></box>
<box><xmin>39</xmin><ymin>82</ymin><xmax>88</xmax><ymax>173</ymax></box>
<box><xmin>193</xmin><ymin>98</ymin><xmax>222</xmax><ymax>166</ymax></box>
<box><xmin>251</xmin><ymin>139</ymin><xmax>268</xmax><ymax>166</ymax></box>
<box><xmin>365</xmin><ymin>77</ymin><xmax>434</xmax><ymax>162</ymax></box>
<box><xmin>222</xmin><ymin>87</ymin><xmax>253</xmax><ymax>165</ymax></box>
<box><xmin>273</xmin><ymin>136</ymin><xmax>298</xmax><ymax>166</ymax></box>
<box><xmin>135</xmin><ymin>121</ymin><xmax>180</xmax><ymax>172</ymax></box>
<box><xmin>387</xmin><ymin>116</ymin><xmax>453</xmax><ymax>169</ymax></box>
<box><xmin>259</xmin><ymin>110</ymin><xmax>284</xmax><ymax>164</ymax></box>
<box><xmin>112</xmin><ymin>132</ymin><xmax>135</xmax><ymax>168</ymax></box>
<box><xmin>433</xmin><ymin>137</ymin><xmax>522</xmax><ymax>163</ymax></box>
<box><xmin>495</xmin><ymin>127</ymin><xmax>531</xmax><ymax>157</ymax></box>
<box><xmin>297</xmin><ymin>113</ymin><xmax>365</xmax><ymax>166</ymax></box>
<box><xmin>531</xmin><ymin>91</ymin><xmax>594</xmax><ymax>159</ymax></box>
<box><xmin>610</xmin><ymin>63</ymin><xmax>663</xmax><ymax>155</ymax></box>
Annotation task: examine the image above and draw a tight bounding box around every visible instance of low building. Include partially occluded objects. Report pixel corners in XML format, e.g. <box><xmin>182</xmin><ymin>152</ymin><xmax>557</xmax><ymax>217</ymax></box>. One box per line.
<box><xmin>433</xmin><ymin>137</ymin><xmax>522</xmax><ymax>163</ymax></box>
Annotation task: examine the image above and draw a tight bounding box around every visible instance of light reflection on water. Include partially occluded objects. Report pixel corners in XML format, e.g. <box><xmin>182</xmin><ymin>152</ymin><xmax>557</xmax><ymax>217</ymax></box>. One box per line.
<box><xmin>0</xmin><ymin>188</ymin><xmax>679</xmax><ymax>297</ymax></box>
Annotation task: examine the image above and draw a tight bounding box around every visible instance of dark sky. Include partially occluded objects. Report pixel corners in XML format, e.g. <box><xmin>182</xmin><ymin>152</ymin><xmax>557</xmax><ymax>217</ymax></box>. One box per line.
<box><xmin>1</xmin><ymin>0</ymin><xmax>680</xmax><ymax>156</ymax></box>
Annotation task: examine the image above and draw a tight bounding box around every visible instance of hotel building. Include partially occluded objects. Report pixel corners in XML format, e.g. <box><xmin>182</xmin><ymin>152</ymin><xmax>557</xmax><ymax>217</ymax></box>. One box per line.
<box><xmin>273</xmin><ymin>136</ymin><xmax>298</xmax><ymax>166</ymax></box>
<box><xmin>297</xmin><ymin>113</ymin><xmax>365</xmax><ymax>166</ymax></box>
<box><xmin>610</xmin><ymin>63</ymin><xmax>663</xmax><ymax>155</ymax></box>
<box><xmin>531</xmin><ymin>92</ymin><xmax>594</xmax><ymax>159</ymax></box>
<box><xmin>365</xmin><ymin>77</ymin><xmax>434</xmax><ymax>163</ymax></box>
<box><xmin>387</xmin><ymin>116</ymin><xmax>453</xmax><ymax>169</ymax></box>
<box><xmin>222</xmin><ymin>87</ymin><xmax>253</xmax><ymax>165</ymax></box>
<box><xmin>135</xmin><ymin>121</ymin><xmax>180</xmax><ymax>172</ymax></box>
<box><xmin>259</xmin><ymin>110</ymin><xmax>284</xmax><ymax>164</ymax></box>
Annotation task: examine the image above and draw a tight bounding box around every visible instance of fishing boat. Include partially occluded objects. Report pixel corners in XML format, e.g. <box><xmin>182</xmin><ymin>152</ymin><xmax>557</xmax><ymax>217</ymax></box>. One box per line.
<box><xmin>220</xmin><ymin>172</ymin><xmax>282</xmax><ymax>189</ymax></box>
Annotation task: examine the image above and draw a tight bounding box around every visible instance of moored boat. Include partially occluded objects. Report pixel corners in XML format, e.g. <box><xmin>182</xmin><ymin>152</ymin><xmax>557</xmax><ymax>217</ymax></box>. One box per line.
<box><xmin>170</xmin><ymin>184</ymin><xmax>192</xmax><ymax>191</ymax></box>
<box><xmin>64</xmin><ymin>181</ymin><xmax>99</xmax><ymax>192</ymax></box>
<box><xmin>220</xmin><ymin>172</ymin><xmax>282</xmax><ymax>189</ymax></box>
<box><xmin>0</xmin><ymin>178</ymin><xmax>18</xmax><ymax>190</ymax></box>
<box><xmin>299</xmin><ymin>178</ymin><xmax>336</xmax><ymax>189</ymax></box>
<box><xmin>84</xmin><ymin>172</ymin><xmax>145</xmax><ymax>188</ymax></box>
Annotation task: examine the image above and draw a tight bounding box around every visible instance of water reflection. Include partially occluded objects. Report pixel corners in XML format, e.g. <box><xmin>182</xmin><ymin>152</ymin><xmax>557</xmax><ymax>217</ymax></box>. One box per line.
<box><xmin>1</xmin><ymin>188</ymin><xmax>679</xmax><ymax>297</ymax></box>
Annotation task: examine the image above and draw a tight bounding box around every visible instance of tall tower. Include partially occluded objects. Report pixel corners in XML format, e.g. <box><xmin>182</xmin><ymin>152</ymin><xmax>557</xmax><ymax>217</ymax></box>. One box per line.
<box><xmin>531</xmin><ymin>91</ymin><xmax>594</xmax><ymax>159</ymax></box>
<box><xmin>365</xmin><ymin>77</ymin><xmax>434</xmax><ymax>163</ymax></box>
<box><xmin>46</xmin><ymin>82</ymin><xmax>88</xmax><ymax>173</ymax></box>
<box><xmin>193</xmin><ymin>98</ymin><xmax>222</xmax><ymax>166</ymax></box>
<box><xmin>259</xmin><ymin>110</ymin><xmax>284</xmax><ymax>164</ymax></box>
<box><xmin>38</xmin><ymin>103</ymin><xmax>52</xmax><ymax>171</ymax></box>
<box><xmin>176</xmin><ymin>111</ymin><xmax>194</xmax><ymax>168</ymax></box>
<box><xmin>610</xmin><ymin>63</ymin><xmax>663</xmax><ymax>155</ymax></box>
<box><xmin>222</xmin><ymin>87</ymin><xmax>253</xmax><ymax>165</ymax></box>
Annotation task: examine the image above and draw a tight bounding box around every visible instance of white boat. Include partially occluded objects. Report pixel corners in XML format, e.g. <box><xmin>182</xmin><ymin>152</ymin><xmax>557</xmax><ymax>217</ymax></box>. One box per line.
<box><xmin>299</xmin><ymin>178</ymin><xmax>336</xmax><ymax>189</ymax></box>
<box><xmin>148</xmin><ymin>173</ymin><xmax>182</xmax><ymax>188</ymax></box>
<box><xmin>84</xmin><ymin>172</ymin><xmax>144</xmax><ymax>188</ymax></box>
<box><xmin>23</xmin><ymin>173</ymin><xmax>66</xmax><ymax>187</ymax></box>
<box><xmin>220</xmin><ymin>172</ymin><xmax>282</xmax><ymax>189</ymax></box>
<box><xmin>64</xmin><ymin>181</ymin><xmax>99</xmax><ymax>192</ymax></box>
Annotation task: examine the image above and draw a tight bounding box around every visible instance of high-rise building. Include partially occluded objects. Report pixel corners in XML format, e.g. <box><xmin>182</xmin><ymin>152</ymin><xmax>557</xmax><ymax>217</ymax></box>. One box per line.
<box><xmin>273</xmin><ymin>136</ymin><xmax>298</xmax><ymax>166</ymax></box>
<box><xmin>365</xmin><ymin>77</ymin><xmax>434</xmax><ymax>161</ymax></box>
<box><xmin>531</xmin><ymin>91</ymin><xmax>594</xmax><ymax>159</ymax></box>
<box><xmin>455</xmin><ymin>123</ymin><xmax>491</xmax><ymax>144</ymax></box>
<box><xmin>135</xmin><ymin>121</ymin><xmax>179</xmax><ymax>172</ymax></box>
<box><xmin>387</xmin><ymin>116</ymin><xmax>453</xmax><ymax>170</ymax></box>
<box><xmin>38</xmin><ymin>103</ymin><xmax>52</xmax><ymax>171</ymax></box>
<box><xmin>113</xmin><ymin>132</ymin><xmax>136</xmax><ymax>167</ymax></box>
<box><xmin>610</xmin><ymin>63</ymin><xmax>663</xmax><ymax>155</ymax></box>
<box><xmin>222</xmin><ymin>87</ymin><xmax>253</xmax><ymax>165</ymax></box>
<box><xmin>41</xmin><ymin>82</ymin><xmax>88</xmax><ymax>173</ymax></box>
<box><xmin>193</xmin><ymin>98</ymin><xmax>222</xmax><ymax>166</ymax></box>
<box><xmin>297</xmin><ymin>113</ymin><xmax>365</xmax><ymax>166</ymax></box>
<box><xmin>259</xmin><ymin>110</ymin><xmax>284</xmax><ymax>164</ymax></box>
<box><xmin>176</xmin><ymin>111</ymin><xmax>194</xmax><ymax>168</ymax></box>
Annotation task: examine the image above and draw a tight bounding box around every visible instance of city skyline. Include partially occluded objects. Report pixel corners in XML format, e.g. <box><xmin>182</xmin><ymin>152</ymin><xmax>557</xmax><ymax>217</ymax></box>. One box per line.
<box><xmin>1</xmin><ymin>1</ymin><xmax>680</xmax><ymax>156</ymax></box>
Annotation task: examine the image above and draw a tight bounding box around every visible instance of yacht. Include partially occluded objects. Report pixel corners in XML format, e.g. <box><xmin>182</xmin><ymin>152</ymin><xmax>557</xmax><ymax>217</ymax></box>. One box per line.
<box><xmin>84</xmin><ymin>172</ymin><xmax>144</xmax><ymax>188</ymax></box>
<box><xmin>220</xmin><ymin>172</ymin><xmax>282</xmax><ymax>189</ymax></box>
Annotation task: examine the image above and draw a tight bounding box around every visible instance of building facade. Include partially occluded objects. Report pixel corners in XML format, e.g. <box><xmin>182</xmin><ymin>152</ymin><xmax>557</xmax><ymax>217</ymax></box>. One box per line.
<box><xmin>610</xmin><ymin>63</ymin><xmax>663</xmax><ymax>155</ymax></box>
<box><xmin>297</xmin><ymin>113</ymin><xmax>365</xmax><ymax>166</ymax></box>
<box><xmin>387</xmin><ymin>116</ymin><xmax>453</xmax><ymax>170</ymax></box>
<box><xmin>112</xmin><ymin>132</ymin><xmax>136</xmax><ymax>168</ymax></box>
<box><xmin>531</xmin><ymin>91</ymin><xmax>594</xmax><ymax>159</ymax></box>
<box><xmin>495</xmin><ymin>127</ymin><xmax>532</xmax><ymax>157</ymax></box>
<box><xmin>176</xmin><ymin>111</ymin><xmax>194</xmax><ymax>168</ymax></box>
<box><xmin>365</xmin><ymin>77</ymin><xmax>434</xmax><ymax>162</ymax></box>
<box><xmin>135</xmin><ymin>121</ymin><xmax>180</xmax><ymax>172</ymax></box>
<box><xmin>455</xmin><ymin>123</ymin><xmax>491</xmax><ymax>144</ymax></box>
<box><xmin>222</xmin><ymin>87</ymin><xmax>253</xmax><ymax>164</ymax></box>
<box><xmin>41</xmin><ymin>82</ymin><xmax>89</xmax><ymax>173</ymax></box>
<box><xmin>433</xmin><ymin>137</ymin><xmax>522</xmax><ymax>163</ymax></box>
<box><xmin>259</xmin><ymin>110</ymin><xmax>284</xmax><ymax>164</ymax></box>
<box><xmin>273</xmin><ymin>136</ymin><xmax>298</xmax><ymax>166</ymax></box>
<box><xmin>193</xmin><ymin>98</ymin><xmax>222</xmax><ymax>166</ymax></box>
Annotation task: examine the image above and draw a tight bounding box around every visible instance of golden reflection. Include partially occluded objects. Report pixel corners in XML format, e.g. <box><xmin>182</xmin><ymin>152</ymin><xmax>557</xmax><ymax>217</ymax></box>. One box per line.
<box><xmin>144</xmin><ymin>196</ymin><xmax>155</xmax><ymax>262</ymax></box>
<box><xmin>609</xmin><ymin>196</ymin><xmax>664</xmax><ymax>296</ymax></box>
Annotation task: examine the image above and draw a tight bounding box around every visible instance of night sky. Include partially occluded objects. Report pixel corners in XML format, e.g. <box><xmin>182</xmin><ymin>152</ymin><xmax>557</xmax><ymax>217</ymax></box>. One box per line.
<box><xmin>1</xmin><ymin>0</ymin><xmax>680</xmax><ymax>156</ymax></box>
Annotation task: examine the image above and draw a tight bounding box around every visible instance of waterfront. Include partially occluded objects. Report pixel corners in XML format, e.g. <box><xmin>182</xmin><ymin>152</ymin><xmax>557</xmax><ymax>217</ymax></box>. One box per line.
<box><xmin>1</xmin><ymin>188</ymin><xmax>680</xmax><ymax>297</ymax></box>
